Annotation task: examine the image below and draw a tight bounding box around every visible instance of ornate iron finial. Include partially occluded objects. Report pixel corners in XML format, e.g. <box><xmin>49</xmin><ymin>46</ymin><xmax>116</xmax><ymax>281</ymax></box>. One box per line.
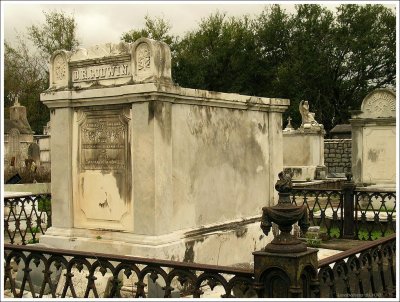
<box><xmin>345</xmin><ymin>171</ymin><xmax>352</xmax><ymax>181</ymax></box>
<box><xmin>275</xmin><ymin>171</ymin><xmax>293</xmax><ymax>194</ymax></box>
<box><xmin>260</xmin><ymin>172</ymin><xmax>309</xmax><ymax>253</ymax></box>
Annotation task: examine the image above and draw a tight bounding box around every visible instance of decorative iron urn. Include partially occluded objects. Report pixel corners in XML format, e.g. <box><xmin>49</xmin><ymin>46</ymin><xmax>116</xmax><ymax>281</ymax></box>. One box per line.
<box><xmin>261</xmin><ymin>172</ymin><xmax>309</xmax><ymax>253</ymax></box>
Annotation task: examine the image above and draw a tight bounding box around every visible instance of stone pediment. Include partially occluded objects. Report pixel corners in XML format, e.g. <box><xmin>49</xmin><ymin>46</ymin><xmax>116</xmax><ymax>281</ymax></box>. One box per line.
<box><xmin>357</xmin><ymin>89</ymin><xmax>396</xmax><ymax>119</ymax></box>
<box><xmin>48</xmin><ymin>38</ymin><xmax>172</xmax><ymax>90</ymax></box>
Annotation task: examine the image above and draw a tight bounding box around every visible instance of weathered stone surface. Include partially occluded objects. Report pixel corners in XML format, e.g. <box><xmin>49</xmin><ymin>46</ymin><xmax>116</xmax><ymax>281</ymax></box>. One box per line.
<box><xmin>283</xmin><ymin>122</ymin><xmax>325</xmax><ymax>181</ymax></box>
<box><xmin>350</xmin><ymin>89</ymin><xmax>396</xmax><ymax>185</ymax></box>
<box><xmin>40</xmin><ymin>38</ymin><xmax>288</xmax><ymax>263</ymax></box>
<box><xmin>324</xmin><ymin>139</ymin><xmax>352</xmax><ymax>176</ymax></box>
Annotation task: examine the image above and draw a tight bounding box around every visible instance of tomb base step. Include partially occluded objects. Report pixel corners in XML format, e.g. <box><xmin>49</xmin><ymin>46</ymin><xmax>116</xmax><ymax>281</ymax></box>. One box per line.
<box><xmin>39</xmin><ymin>217</ymin><xmax>273</xmax><ymax>266</ymax></box>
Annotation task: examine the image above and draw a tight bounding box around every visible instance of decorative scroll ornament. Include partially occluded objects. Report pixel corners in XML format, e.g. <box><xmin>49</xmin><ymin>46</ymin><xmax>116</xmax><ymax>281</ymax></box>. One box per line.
<box><xmin>136</xmin><ymin>43</ymin><xmax>150</xmax><ymax>71</ymax></box>
<box><xmin>53</xmin><ymin>55</ymin><xmax>66</xmax><ymax>81</ymax></box>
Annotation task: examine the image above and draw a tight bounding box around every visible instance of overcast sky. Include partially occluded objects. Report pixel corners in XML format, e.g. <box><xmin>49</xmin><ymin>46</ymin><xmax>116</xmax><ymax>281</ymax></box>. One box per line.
<box><xmin>4</xmin><ymin>1</ymin><xmax>396</xmax><ymax>49</ymax></box>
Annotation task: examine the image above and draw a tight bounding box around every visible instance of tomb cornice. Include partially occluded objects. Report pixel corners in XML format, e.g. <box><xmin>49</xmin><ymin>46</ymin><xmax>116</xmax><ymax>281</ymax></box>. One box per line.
<box><xmin>349</xmin><ymin>117</ymin><xmax>396</xmax><ymax>126</ymax></box>
<box><xmin>41</xmin><ymin>84</ymin><xmax>289</xmax><ymax>112</ymax></box>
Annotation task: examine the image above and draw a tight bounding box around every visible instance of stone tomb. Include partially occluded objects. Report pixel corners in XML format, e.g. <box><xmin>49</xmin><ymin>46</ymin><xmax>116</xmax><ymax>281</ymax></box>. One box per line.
<box><xmin>40</xmin><ymin>38</ymin><xmax>289</xmax><ymax>265</ymax></box>
<box><xmin>282</xmin><ymin>101</ymin><xmax>326</xmax><ymax>181</ymax></box>
<box><xmin>350</xmin><ymin>89</ymin><xmax>396</xmax><ymax>186</ymax></box>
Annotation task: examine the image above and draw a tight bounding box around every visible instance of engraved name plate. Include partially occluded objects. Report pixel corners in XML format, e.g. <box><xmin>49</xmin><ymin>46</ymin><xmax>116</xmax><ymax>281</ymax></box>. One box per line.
<box><xmin>80</xmin><ymin>116</ymin><xmax>126</xmax><ymax>171</ymax></box>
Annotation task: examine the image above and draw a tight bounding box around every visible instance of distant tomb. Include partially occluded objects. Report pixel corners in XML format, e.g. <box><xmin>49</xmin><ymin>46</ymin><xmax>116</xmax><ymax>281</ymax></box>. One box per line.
<box><xmin>283</xmin><ymin>101</ymin><xmax>326</xmax><ymax>181</ymax></box>
<box><xmin>40</xmin><ymin>38</ymin><xmax>289</xmax><ymax>265</ymax></box>
<box><xmin>4</xmin><ymin>96</ymin><xmax>34</xmax><ymax>168</ymax></box>
<box><xmin>350</xmin><ymin>89</ymin><xmax>396</xmax><ymax>186</ymax></box>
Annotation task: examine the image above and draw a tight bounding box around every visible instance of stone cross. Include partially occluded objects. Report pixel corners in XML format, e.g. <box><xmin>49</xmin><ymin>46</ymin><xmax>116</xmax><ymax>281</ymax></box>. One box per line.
<box><xmin>284</xmin><ymin>116</ymin><xmax>294</xmax><ymax>130</ymax></box>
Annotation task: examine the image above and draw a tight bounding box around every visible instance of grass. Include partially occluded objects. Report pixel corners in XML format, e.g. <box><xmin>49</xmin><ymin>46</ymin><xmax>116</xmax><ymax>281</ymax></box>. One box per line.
<box><xmin>38</xmin><ymin>198</ymin><xmax>51</xmax><ymax>212</ymax></box>
<box><xmin>29</xmin><ymin>226</ymin><xmax>40</xmax><ymax>234</ymax></box>
<box><xmin>318</xmin><ymin>226</ymin><xmax>394</xmax><ymax>240</ymax></box>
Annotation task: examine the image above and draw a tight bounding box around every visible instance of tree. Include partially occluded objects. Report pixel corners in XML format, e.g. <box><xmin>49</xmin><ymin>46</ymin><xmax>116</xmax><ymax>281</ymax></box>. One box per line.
<box><xmin>331</xmin><ymin>4</ymin><xmax>396</xmax><ymax>123</ymax></box>
<box><xmin>165</xmin><ymin>4</ymin><xmax>395</xmax><ymax>131</ymax></box>
<box><xmin>28</xmin><ymin>10</ymin><xmax>79</xmax><ymax>59</ymax></box>
<box><xmin>4</xmin><ymin>39</ymin><xmax>48</xmax><ymax>133</ymax></box>
<box><xmin>4</xmin><ymin>10</ymin><xmax>80</xmax><ymax>134</ymax></box>
<box><xmin>173</xmin><ymin>12</ymin><xmax>259</xmax><ymax>94</ymax></box>
<box><xmin>121</xmin><ymin>15</ymin><xmax>176</xmax><ymax>46</ymax></box>
<box><xmin>273</xmin><ymin>4</ymin><xmax>337</xmax><ymax>129</ymax></box>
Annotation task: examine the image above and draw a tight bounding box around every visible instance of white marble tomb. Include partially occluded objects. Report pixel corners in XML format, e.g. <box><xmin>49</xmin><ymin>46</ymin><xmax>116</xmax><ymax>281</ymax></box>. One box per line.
<box><xmin>40</xmin><ymin>38</ymin><xmax>290</xmax><ymax>265</ymax></box>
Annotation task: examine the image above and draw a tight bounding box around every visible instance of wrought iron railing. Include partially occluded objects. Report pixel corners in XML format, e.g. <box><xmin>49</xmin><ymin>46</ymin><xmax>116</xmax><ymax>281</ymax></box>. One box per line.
<box><xmin>291</xmin><ymin>188</ymin><xmax>343</xmax><ymax>239</ymax></box>
<box><xmin>317</xmin><ymin>233</ymin><xmax>396</xmax><ymax>298</ymax></box>
<box><xmin>4</xmin><ymin>194</ymin><xmax>51</xmax><ymax>245</ymax></box>
<box><xmin>354</xmin><ymin>190</ymin><xmax>396</xmax><ymax>240</ymax></box>
<box><xmin>4</xmin><ymin>234</ymin><xmax>396</xmax><ymax>298</ymax></box>
<box><xmin>4</xmin><ymin>188</ymin><xmax>395</xmax><ymax>245</ymax></box>
<box><xmin>291</xmin><ymin>186</ymin><xmax>396</xmax><ymax>240</ymax></box>
<box><xmin>4</xmin><ymin>244</ymin><xmax>255</xmax><ymax>298</ymax></box>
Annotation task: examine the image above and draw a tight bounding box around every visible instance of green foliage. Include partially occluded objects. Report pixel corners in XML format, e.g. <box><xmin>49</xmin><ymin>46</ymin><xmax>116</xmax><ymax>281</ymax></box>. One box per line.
<box><xmin>27</xmin><ymin>10</ymin><xmax>80</xmax><ymax>58</ymax></box>
<box><xmin>306</xmin><ymin>231</ymin><xmax>322</xmax><ymax>247</ymax></box>
<box><xmin>173</xmin><ymin>12</ymin><xmax>259</xmax><ymax>94</ymax></box>
<box><xmin>4</xmin><ymin>10</ymin><xmax>79</xmax><ymax>134</ymax></box>
<box><xmin>164</xmin><ymin>4</ymin><xmax>395</xmax><ymax>131</ymax></box>
<box><xmin>4</xmin><ymin>40</ymin><xmax>49</xmax><ymax>132</ymax></box>
<box><xmin>38</xmin><ymin>198</ymin><xmax>51</xmax><ymax>212</ymax></box>
<box><xmin>121</xmin><ymin>15</ymin><xmax>176</xmax><ymax>46</ymax></box>
<box><xmin>27</xmin><ymin>238</ymin><xmax>40</xmax><ymax>244</ymax></box>
<box><xmin>30</xmin><ymin>226</ymin><xmax>40</xmax><ymax>234</ymax></box>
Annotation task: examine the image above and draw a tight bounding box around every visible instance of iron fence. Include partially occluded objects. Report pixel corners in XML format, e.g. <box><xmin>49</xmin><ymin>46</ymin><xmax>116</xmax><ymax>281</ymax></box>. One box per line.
<box><xmin>4</xmin><ymin>244</ymin><xmax>255</xmax><ymax>298</ymax></box>
<box><xmin>354</xmin><ymin>190</ymin><xmax>396</xmax><ymax>240</ymax></box>
<box><xmin>3</xmin><ymin>187</ymin><xmax>395</xmax><ymax>245</ymax></box>
<box><xmin>291</xmin><ymin>188</ymin><xmax>343</xmax><ymax>239</ymax></box>
<box><xmin>3</xmin><ymin>194</ymin><xmax>51</xmax><ymax>245</ymax></box>
<box><xmin>291</xmin><ymin>184</ymin><xmax>396</xmax><ymax>240</ymax></box>
<box><xmin>317</xmin><ymin>233</ymin><xmax>396</xmax><ymax>298</ymax></box>
<box><xmin>4</xmin><ymin>234</ymin><xmax>396</xmax><ymax>298</ymax></box>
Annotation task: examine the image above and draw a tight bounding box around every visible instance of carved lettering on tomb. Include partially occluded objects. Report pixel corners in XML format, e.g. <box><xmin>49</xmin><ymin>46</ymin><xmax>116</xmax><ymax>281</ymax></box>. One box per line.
<box><xmin>71</xmin><ymin>63</ymin><xmax>130</xmax><ymax>82</ymax></box>
<box><xmin>363</xmin><ymin>91</ymin><xmax>396</xmax><ymax>117</ymax></box>
<box><xmin>136</xmin><ymin>43</ymin><xmax>151</xmax><ymax>72</ymax></box>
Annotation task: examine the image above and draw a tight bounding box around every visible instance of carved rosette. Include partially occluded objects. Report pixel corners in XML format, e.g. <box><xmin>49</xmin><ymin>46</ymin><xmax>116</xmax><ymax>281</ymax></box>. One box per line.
<box><xmin>50</xmin><ymin>50</ymin><xmax>69</xmax><ymax>89</ymax></box>
<box><xmin>131</xmin><ymin>37</ymin><xmax>172</xmax><ymax>83</ymax></box>
<box><xmin>136</xmin><ymin>43</ymin><xmax>151</xmax><ymax>73</ymax></box>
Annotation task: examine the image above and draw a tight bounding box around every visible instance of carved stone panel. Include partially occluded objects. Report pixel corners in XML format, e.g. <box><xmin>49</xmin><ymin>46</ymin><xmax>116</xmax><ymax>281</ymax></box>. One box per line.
<box><xmin>361</xmin><ymin>89</ymin><xmax>396</xmax><ymax>118</ymax></box>
<box><xmin>136</xmin><ymin>42</ymin><xmax>151</xmax><ymax>75</ymax></box>
<box><xmin>74</xmin><ymin>107</ymin><xmax>132</xmax><ymax>231</ymax></box>
<box><xmin>50</xmin><ymin>50</ymin><xmax>69</xmax><ymax>88</ymax></box>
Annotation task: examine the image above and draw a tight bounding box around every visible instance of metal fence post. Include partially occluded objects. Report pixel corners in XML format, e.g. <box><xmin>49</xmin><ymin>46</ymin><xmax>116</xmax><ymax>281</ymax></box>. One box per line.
<box><xmin>342</xmin><ymin>172</ymin><xmax>356</xmax><ymax>239</ymax></box>
<box><xmin>253</xmin><ymin>172</ymin><xmax>319</xmax><ymax>298</ymax></box>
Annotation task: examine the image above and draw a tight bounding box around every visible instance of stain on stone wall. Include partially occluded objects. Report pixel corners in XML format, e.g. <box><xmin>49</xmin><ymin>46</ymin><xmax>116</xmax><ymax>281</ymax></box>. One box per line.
<box><xmin>367</xmin><ymin>149</ymin><xmax>381</xmax><ymax>162</ymax></box>
<box><xmin>187</xmin><ymin>106</ymin><xmax>267</xmax><ymax>180</ymax></box>
<box><xmin>183</xmin><ymin>241</ymin><xmax>195</xmax><ymax>263</ymax></box>
<box><xmin>148</xmin><ymin>101</ymin><xmax>172</xmax><ymax>144</ymax></box>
